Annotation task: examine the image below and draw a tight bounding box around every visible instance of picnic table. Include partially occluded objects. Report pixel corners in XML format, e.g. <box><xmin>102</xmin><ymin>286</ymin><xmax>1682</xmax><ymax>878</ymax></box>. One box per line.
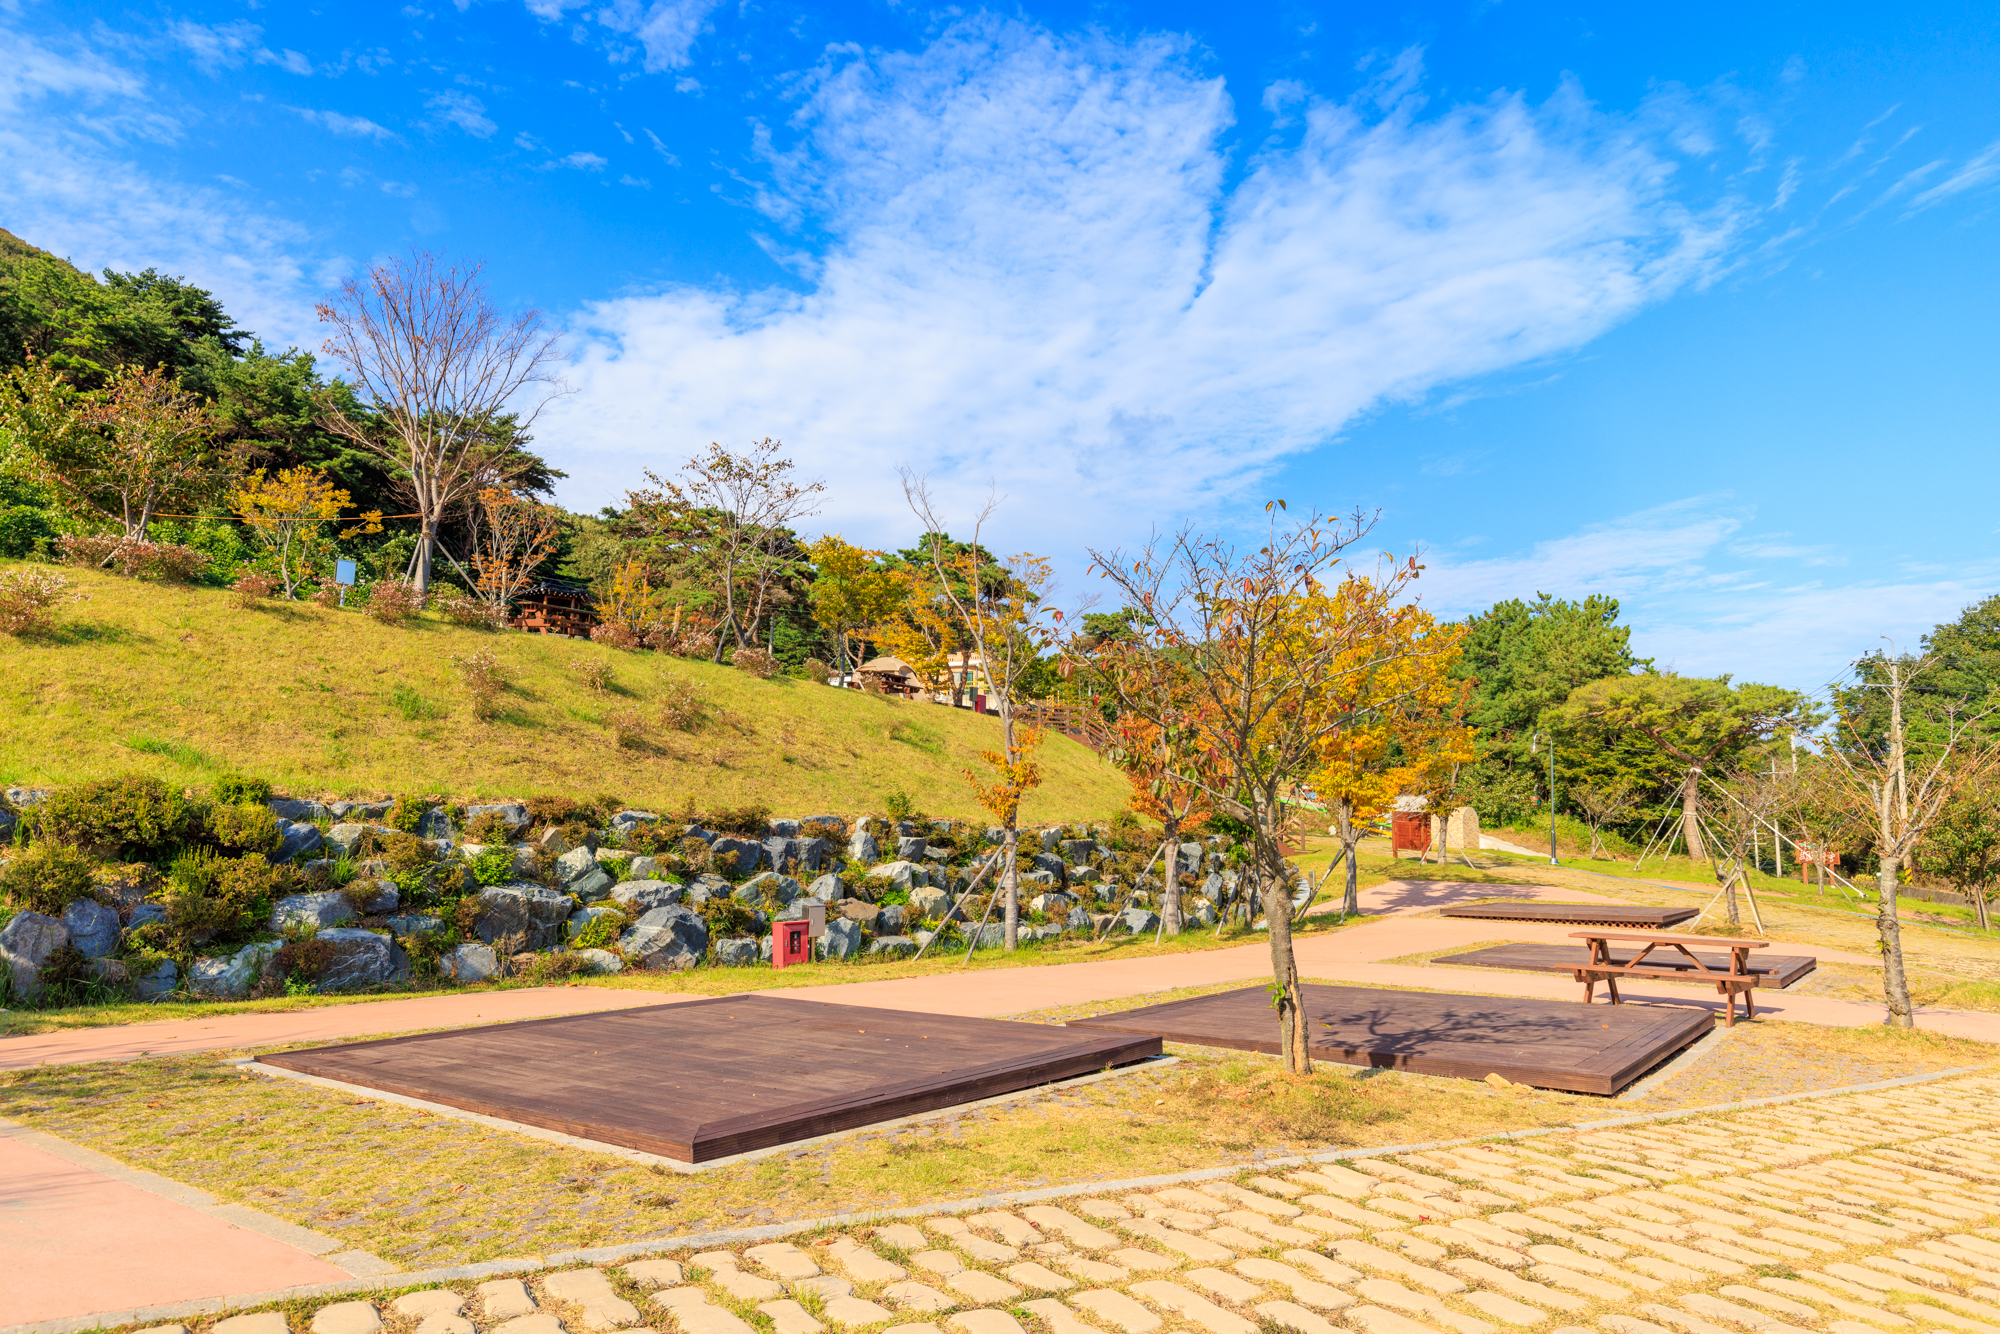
<box><xmin>1570</xmin><ymin>929</ymin><xmax>1770</xmax><ymax>1026</ymax></box>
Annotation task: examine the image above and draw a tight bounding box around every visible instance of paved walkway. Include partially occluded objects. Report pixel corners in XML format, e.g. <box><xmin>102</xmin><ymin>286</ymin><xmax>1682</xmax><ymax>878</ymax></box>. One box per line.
<box><xmin>0</xmin><ymin>1128</ymin><xmax>351</xmax><ymax>1324</ymax></box>
<box><xmin>2</xmin><ymin>876</ymin><xmax>1993</xmax><ymax>1329</ymax></box>
<box><xmin>0</xmin><ymin>980</ymin><xmax>679</xmax><ymax>1070</ymax></box>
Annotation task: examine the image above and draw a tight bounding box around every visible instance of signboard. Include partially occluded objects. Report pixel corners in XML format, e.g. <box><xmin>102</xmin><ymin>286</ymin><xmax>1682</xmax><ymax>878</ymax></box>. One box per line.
<box><xmin>335</xmin><ymin>559</ymin><xmax>357</xmax><ymax>586</ymax></box>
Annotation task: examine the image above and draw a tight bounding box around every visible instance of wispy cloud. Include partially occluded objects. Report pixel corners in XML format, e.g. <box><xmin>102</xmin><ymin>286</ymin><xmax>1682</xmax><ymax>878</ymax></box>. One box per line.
<box><xmin>1416</xmin><ymin>499</ymin><xmax>1746</xmax><ymax>614</ymax></box>
<box><xmin>167</xmin><ymin>21</ymin><xmax>312</xmax><ymax>76</ymax></box>
<box><xmin>425</xmin><ymin>89</ymin><xmax>495</xmax><ymax>138</ymax></box>
<box><xmin>0</xmin><ymin>23</ymin><xmax>324</xmax><ymax>349</ymax></box>
<box><xmin>1413</xmin><ymin>497</ymin><xmax>1995</xmax><ymax>690</ymax></box>
<box><xmin>544</xmin><ymin>150</ymin><xmax>607</xmax><ymax>170</ymax></box>
<box><xmin>544</xmin><ymin>17</ymin><xmax>1742</xmax><ymax>552</ymax></box>
<box><xmin>521</xmin><ymin>0</ymin><xmax>720</xmax><ymax>73</ymax></box>
<box><xmin>292</xmin><ymin>107</ymin><xmax>400</xmax><ymax>142</ymax></box>
<box><xmin>1907</xmin><ymin>138</ymin><xmax>2000</xmax><ymax>214</ymax></box>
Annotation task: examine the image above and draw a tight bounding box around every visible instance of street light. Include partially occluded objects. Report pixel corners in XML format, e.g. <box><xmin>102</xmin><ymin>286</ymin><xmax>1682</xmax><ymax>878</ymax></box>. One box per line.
<box><xmin>1530</xmin><ymin>731</ymin><xmax>1558</xmax><ymax>866</ymax></box>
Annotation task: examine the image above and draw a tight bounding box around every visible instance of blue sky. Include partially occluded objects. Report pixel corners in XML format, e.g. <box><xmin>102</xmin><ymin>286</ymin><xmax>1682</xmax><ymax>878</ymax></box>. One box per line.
<box><xmin>3</xmin><ymin>0</ymin><xmax>1997</xmax><ymax>692</ymax></box>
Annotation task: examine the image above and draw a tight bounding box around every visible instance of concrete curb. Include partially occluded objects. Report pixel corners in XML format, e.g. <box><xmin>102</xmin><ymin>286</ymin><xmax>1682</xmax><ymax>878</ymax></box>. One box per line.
<box><xmin>7</xmin><ymin>1060</ymin><xmax>1991</xmax><ymax>1334</ymax></box>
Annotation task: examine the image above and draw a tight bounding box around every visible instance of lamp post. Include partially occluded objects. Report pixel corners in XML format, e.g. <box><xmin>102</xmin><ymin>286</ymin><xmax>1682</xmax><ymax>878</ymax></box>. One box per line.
<box><xmin>1531</xmin><ymin>731</ymin><xmax>1558</xmax><ymax>866</ymax></box>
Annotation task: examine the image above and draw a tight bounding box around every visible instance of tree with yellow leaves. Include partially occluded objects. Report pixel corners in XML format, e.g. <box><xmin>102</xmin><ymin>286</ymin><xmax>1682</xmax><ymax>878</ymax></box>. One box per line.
<box><xmin>1311</xmin><ymin>591</ymin><xmax>1474</xmax><ymax>911</ymax></box>
<box><xmin>232</xmin><ymin>466</ymin><xmax>383</xmax><ymax>598</ymax></box>
<box><xmin>878</xmin><ymin>567</ymin><xmax>961</xmax><ymax>697</ymax></box>
<box><xmin>806</xmin><ymin>535</ymin><xmax>901</xmax><ymax>685</ymax></box>
<box><xmin>591</xmin><ymin>558</ymin><xmax>671</xmax><ymax>649</ymax></box>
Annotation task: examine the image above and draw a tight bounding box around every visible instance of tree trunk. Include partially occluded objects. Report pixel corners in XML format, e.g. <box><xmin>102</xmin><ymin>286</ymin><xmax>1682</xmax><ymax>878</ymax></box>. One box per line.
<box><xmin>1336</xmin><ymin>798</ymin><xmax>1361</xmax><ymax>916</ymax></box>
<box><xmin>1681</xmin><ymin>771</ymin><xmax>1706</xmax><ymax>861</ymax></box>
<box><xmin>416</xmin><ymin>514</ymin><xmax>437</xmax><ymax>594</ymax></box>
<box><xmin>1161</xmin><ymin>817</ymin><xmax>1182</xmax><ymax>936</ymax></box>
<box><xmin>1260</xmin><ymin>808</ymin><xmax>1311</xmax><ymax>1075</ymax></box>
<box><xmin>1001</xmin><ymin>823</ymin><xmax>1019</xmax><ymax>951</ymax></box>
<box><xmin>1975</xmin><ymin>883</ymin><xmax>1992</xmax><ymax>931</ymax></box>
<box><xmin>1878</xmin><ymin>851</ymin><xmax>1914</xmax><ymax>1027</ymax></box>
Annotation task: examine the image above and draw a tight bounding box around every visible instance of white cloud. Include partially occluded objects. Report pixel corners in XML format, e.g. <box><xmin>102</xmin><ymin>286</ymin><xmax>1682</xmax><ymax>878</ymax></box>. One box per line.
<box><xmin>1415</xmin><ymin>499</ymin><xmax>1746</xmax><ymax>614</ymax></box>
<box><xmin>521</xmin><ymin>0</ymin><xmax>719</xmax><ymax>72</ymax></box>
<box><xmin>1907</xmin><ymin>138</ymin><xmax>2000</xmax><ymax>213</ymax></box>
<box><xmin>542</xmin><ymin>17</ymin><xmax>1739</xmax><ymax>553</ymax></box>
<box><xmin>0</xmin><ymin>24</ymin><xmax>324</xmax><ymax>349</ymax></box>
<box><xmin>167</xmin><ymin>21</ymin><xmax>312</xmax><ymax>76</ymax></box>
<box><xmin>544</xmin><ymin>150</ymin><xmax>607</xmax><ymax>170</ymax></box>
<box><xmin>293</xmin><ymin>107</ymin><xmax>399</xmax><ymax>141</ymax></box>
<box><xmin>425</xmin><ymin>89</ymin><xmax>495</xmax><ymax>138</ymax></box>
<box><xmin>1410</xmin><ymin>497</ymin><xmax>1998</xmax><ymax>692</ymax></box>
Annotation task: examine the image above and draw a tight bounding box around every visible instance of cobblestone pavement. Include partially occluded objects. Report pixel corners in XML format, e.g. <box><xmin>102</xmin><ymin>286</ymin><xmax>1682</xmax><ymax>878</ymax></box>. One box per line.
<box><xmin>83</xmin><ymin>1073</ymin><xmax>2000</xmax><ymax>1334</ymax></box>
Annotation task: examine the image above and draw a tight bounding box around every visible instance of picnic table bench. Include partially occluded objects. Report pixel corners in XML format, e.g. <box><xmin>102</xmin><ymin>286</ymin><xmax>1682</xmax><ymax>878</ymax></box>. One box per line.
<box><xmin>1570</xmin><ymin>929</ymin><xmax>1769</xmax><ymax>1026</ymax></box>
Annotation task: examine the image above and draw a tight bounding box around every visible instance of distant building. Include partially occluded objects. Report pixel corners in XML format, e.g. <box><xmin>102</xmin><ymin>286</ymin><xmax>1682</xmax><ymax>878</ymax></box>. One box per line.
<box><xmin>509</xmin><ymin>577</ymin><xmax>598</xmax><ymax>638</ymax></box>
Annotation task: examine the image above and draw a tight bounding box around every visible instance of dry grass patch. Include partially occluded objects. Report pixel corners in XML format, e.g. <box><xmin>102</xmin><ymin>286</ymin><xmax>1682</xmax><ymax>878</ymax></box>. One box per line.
<box><xmin>1638</xmin><ymin>1016</ymin><xmax>1999</xmax><ymax>1109</ymax></box>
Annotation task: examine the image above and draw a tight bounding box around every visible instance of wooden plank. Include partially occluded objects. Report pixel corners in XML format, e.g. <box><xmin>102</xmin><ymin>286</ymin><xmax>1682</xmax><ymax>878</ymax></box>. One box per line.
<box><xmin>1431</xmin><ymin>943</ymin><xmax>1816</xmax><ymax>988</ymax></box>
<box><xmin>1438</xmin><ymin>902</ymin><xmax>1698</xmax><ymax>928</ymax></box>
<box><xmin>1067</xmin><ymin>984</ymin><xmax>1711</xmax><ymax>1096</ymax></box>
<box><xmin>1565</xmin><ymin>930</ymin><xmax>1767</xmax><ymax>947</ymax></box>
<box><xmin>260</xmin><ymin>995</ymin><xmax>1160</xmax><ymax>1162</ymax></box>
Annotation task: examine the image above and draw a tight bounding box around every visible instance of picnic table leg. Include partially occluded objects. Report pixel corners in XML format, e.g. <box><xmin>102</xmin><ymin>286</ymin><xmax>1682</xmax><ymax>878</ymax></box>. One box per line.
<box><xmin>1721</xmin><ymin>983</ymin><xmax>1735</xmax><ymax>1027</ymax></box>
<box><xmin>1607</xmin><ymin>975</ymin><xmax>1621</xmax><ymax>1005</ymax></box>
<box><xmin>1744</xmin><ymin>982</ymin><xmax>1756</xmax><ymax>1019</ymax></box>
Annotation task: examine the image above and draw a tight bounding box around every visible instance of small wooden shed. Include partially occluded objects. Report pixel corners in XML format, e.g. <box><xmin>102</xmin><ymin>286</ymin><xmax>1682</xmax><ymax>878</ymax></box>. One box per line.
<box><xmin>855</xmin><ymin>655</ymin><xmax>921</xmax><ymax>696</ymax></box>
<box><xmin>509</xmin><ymin>577</ymin><xmax>599</xmax><ymax>638</ymax></box>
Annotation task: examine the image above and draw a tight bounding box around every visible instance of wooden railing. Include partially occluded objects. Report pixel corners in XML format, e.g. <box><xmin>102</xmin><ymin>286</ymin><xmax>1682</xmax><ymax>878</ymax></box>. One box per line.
<box><xmin>1012</xmin><ymin>699</ymin><xmax>1115</xmax><ymax>754</ymax></box>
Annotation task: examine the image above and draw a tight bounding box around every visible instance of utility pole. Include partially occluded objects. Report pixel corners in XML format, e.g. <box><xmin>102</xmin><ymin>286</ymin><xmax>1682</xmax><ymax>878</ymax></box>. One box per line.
<box><xmin>1532</xmin><ymin>732</ymin><xmax>1559</xmax><ymax>866</ymax></box>
<box><xmin>1771</xmin><ymin>756</ymin><xmax>1784</xmax><ymax>878</ymax></box>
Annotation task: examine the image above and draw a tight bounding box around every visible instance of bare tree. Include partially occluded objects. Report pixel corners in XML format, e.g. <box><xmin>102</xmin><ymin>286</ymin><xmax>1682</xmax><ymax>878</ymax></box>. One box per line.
<box><xmin>902</xmin><ymin>477</ymin><xmax>1062</xmax><ymax>951</ymax></box>
<box><xmin>626</xmin><ymin>439</ymin><xmax>824</xmax><ymax>661</ymax></box>
<box><xmin>1089</xmin><ymin>504</ymin><xmax>1429</xmax><ymax>1074</ymax></box>
<box><xmin>1825</xmin><ymin>654</ymin><xmax>1995</xmax><ymax>1026</ymax></box>
<box><xmin>1572</xmin><ymin>779</ymin><xmax>1638</xmax><ymax>860</ymax></box>
<box><xmin>316</xmin><ymin>253</ymin><xmax>567</xmax><ymax>593</ymax></box>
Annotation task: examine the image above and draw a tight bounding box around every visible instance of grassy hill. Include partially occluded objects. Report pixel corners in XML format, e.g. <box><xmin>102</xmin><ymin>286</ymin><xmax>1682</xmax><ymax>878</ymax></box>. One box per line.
<box><xmin>0</xmin><ymin>563</ymin><xmax>1130</xmax><ymax>821</ymax></box>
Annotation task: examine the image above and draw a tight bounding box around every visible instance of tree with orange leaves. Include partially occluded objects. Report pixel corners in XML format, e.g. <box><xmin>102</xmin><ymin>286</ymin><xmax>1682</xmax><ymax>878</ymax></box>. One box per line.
<box><xmin>904</xmin><ymin>475</ymin><xmax>1062</xmax><ymax>951</ymax></box>
<box><xmin>1109</xmin><ymin>713</ymin><xmax>1215</xmax><ymax>933</ymax></box>
<box><xmin>468</xmin><ymin>485</ymin><xmax>561</xmax><ymax>612</ymax></box>
<box><xmin>1088</xmin><ymin>504</ymin><xmax>1434</xmax><ymax>1074</ymax></box>
<box><xmin>1079</xmin><ymin>615</ymin><xmax>1218</xmax><ymax>934</ymax></box>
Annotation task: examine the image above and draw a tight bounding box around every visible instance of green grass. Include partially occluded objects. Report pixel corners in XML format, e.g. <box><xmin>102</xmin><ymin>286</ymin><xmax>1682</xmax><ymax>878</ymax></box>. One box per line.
<box><xmin>119</xmin><ymin>733</ymin><xmax>216</xmax><ymax>768</ymax></box>
<box><xmin>388</xmin><ymin>682</ymin><xmax>447</xmax><ymax>721</ymax></box>
<box><xmin>0</xmin><ymin>563</ymin><xmax>1130</xmax><ymax>820</ymax></box>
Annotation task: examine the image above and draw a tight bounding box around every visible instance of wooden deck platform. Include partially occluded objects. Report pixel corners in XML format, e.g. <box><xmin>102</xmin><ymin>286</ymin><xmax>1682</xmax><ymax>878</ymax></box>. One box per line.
<box><xmin>1067</xmin><ymin>983</ymin><xmax>1712</xmax><ymax>1095</ymax></box>
<box><xmin>1438</xmin><ymin>901</ymin><xmax>1698</xmax><ymax>928</ymax></box>
<box><xmin>1432</xmin><ymin>942</ymin><xmax>1816</xmax><ymax>988</ymax></box>
<box><xmin>260</xmin><ymin>995</ymin><xmax>1161</xmax><ymax>1163</ymax></box>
